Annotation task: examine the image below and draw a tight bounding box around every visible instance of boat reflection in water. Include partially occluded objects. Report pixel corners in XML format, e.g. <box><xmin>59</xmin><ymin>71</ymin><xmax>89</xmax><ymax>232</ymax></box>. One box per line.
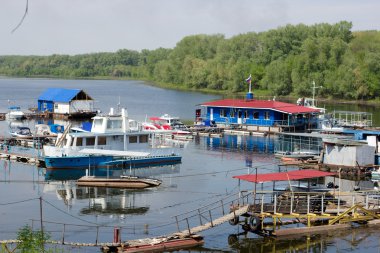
<box><xmin>203</xmin><ymin>135</ymin><xmax>275</xmax><ymax>153</ymax></box>
<box><xmin>228</xmin><ymin>225</ymin><xmax>378</xmax><ymax>253</ymax></box>
<box><xmin>43</xmin><ymin>181</ymin><xmax>152</xmax><ymax>216</ymax></box>
<box><xmin>44</xmin><ymin>164</ymin><xmax>181</xmax><ymax>181</ymax></box>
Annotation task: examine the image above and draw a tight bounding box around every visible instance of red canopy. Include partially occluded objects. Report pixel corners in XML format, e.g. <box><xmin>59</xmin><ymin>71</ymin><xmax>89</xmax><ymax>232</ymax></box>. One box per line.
<box><xmin>233</xmin><ymin>169</ymin><xmax>335</xmax><ymax>183</ymax></box>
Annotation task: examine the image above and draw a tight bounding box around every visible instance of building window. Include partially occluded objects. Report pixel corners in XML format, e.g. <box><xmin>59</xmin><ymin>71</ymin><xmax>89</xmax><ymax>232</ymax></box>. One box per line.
<box><xmin>244</xmin><ymin>110</ymin><xmax>249</xmax><ymax>119</ymax></box>
<box><xmin>54</xmin><ymin>104</ymin><xmax>58</xmax><ymax>110</ymax></box>
<box><xmin>129</xmin><ymin>136</ymin><xmax>138</xmax><ymax>143</ymax></box>
<box><xmin>264</xmin><ymin>111</ymin><xmax>270</xmax><ymax>120</ymax></box>
<box><xmin>139</xmin><ymin>135</ymin><xmax>148</xmax><ymax>143</ymax></box>
<box><xmin>253</xmin><ymin>112</ymin><xmax>259</xmax><ymax>119</ymax></box>
<box><xmin>220</xmin><ymin>109</ymin><xmax>227</xmax><ymax>117</ymax></box>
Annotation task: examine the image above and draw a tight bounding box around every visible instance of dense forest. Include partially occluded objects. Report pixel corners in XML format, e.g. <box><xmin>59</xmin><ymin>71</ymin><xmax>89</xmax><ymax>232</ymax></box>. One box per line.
<box><xmin>1</xmin><ymin>21</ymin><xmax>380</xmax><ymax>100</ymax></box>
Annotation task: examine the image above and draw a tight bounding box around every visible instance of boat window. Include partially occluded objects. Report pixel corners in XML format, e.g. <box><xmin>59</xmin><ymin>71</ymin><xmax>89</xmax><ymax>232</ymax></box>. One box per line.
<box><xmin>129</xmin><ymin>136</ymin><xmax>138</xmax><ymax>143</ymax></box>
<box><xmin>253</xmin><ymin>112</ymin><xmax>259</xmax><ymax>119</ymax></box>
<box><xmin>220</xmin><ymin>109</ymin><xmax>226</xmax><ymax>117</ymax></box>
<box><xmin>86</xmin><ymin>137</ymin><xmax>95</xmax><ymax>146</ymax></box>
<box><xmin>54</xmin><ymin>104</ymin><xmax>58</xmax><ymax>110</ymax></box>
<box><xmin>244</xmin><ymin>110</ymin><xmax>249</xmax><ymax>119</ymax></box>
<box><xmin>230</xmin><ymin>109</ymin><xmax>235</xmax><ymax>118</ymax></box>
<box><xmin>76</xmin><ymin>137</ymin><xmax>83</xmax><ymax>146</ymax></box>
<box><xmin>264</xmin><ymin>111</ymin><xmax>270</xmax><ymax>120</ymax></box>
<box><xmin>139</xmin><ymin>135</ymin><xmax>148</xmax><ymax>143</ymax></box>
<box><xmin>107</xmin><ymin>119</ymin><xmax>122</xmax><ymax>129</ymax></box>
<box><xmin>93</xmin><ymin>119</ymin><xmax>103</xmax><ymax>127</ymax></box>
<box><xmin>98</xmin><ymin>136</ymin><xmax>106</xmax><ymax>145</ymax></box>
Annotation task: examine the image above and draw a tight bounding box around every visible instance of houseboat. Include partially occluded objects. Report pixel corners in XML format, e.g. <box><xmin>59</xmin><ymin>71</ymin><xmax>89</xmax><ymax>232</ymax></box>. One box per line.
<box><xmin>37</xmin><ymin>88</ymin><xmax>97</xmax><ymax>119</ymax></box>
<box><xmin>198</xmin><ymin>91</ymin><xmax>321</xmax><ymax>133</ymax></box>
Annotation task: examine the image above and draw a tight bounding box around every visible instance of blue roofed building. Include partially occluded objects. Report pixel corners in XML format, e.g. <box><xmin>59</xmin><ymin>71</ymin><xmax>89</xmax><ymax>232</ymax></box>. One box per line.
<box><xmin>38</xmin><ymin>88</ymin><xmax>96</xmax><ymax>118</ymax></box>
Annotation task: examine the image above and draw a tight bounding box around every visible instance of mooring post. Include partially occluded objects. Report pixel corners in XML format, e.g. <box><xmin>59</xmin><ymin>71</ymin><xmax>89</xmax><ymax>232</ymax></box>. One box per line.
<box><xmin>221</xmin><ymin>200</ymin><xmax>225</xmax><ymax>215</ymax></box>
<box><xmin>175</xmin><ymin>216</ymin><xmax>180</xmax><ymax>232</ymax></box>
<box><xmin>321</xmin><ymin>195</ymin><xmax>324</xmax><ymax>215</ymax></box>
<box><xmin>186</xmin><ymin>218</ymin><xmax>191</xmax><ymax>235</ymax></box>
<box><xmin>95</xmin><ymin>226</ymin><xmax>99</xmax><ymax>245</ymax></box>
<box><xmin>113</xmin><ymin>227</ymin><xmax>120</xmax><ymax>243</ymax></box>
<box><xmin>290</xmin><ymin>194</ymin><xmax>294</xmax><ymax>214</ymax></box>
<box><xmin>274</xmin><ymin>193</ymin><xmax>277</xmax><ymax>214</ymax></box>
<box><xmin>209</xmin><ymin>210</ymin><xmax>214</xmax><ymax>227</ymax></box>
<box><xmin>198</xmin><ymin>209</ymin><xmax>202</xmax><ymax>226</ymax></box>
<box><xmin>61</xmin><ymin>224</ymin><xmax>65</xmax><ymax>244</ymax></box>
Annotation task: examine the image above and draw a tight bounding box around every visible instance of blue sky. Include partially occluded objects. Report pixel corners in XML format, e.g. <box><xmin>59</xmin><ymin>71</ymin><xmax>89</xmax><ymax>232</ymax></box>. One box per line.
<box><xmin>0</xmin><ymin>0</ymin><xmax>379</xmax><ymax>55</ymax></box>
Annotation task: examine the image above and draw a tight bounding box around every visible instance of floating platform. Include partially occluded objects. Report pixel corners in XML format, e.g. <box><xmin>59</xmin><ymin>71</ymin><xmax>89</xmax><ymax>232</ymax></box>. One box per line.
<box><xmin>77</xmin><ymin>175</ymin><xmax>162</xmax><ymax>189</ymax></box>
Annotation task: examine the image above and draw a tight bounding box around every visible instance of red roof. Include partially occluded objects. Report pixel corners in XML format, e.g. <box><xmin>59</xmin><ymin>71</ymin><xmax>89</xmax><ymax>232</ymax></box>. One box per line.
<box><xmin>200</xmin><ymin>99</ymin><xmax>320</xmax><ymax>114</ymax></box>
<box><xmin>233</xmin><ymin>169</ymin><xmax>335</xmax><ymax>183</ymax></box>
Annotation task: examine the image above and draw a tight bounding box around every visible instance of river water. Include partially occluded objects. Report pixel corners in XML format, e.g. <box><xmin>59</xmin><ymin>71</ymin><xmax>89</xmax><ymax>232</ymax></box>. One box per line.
<box><xmin>0</xmin><ymin>78</ymin><xmax>379</xmax><ymax>252</ymax></box>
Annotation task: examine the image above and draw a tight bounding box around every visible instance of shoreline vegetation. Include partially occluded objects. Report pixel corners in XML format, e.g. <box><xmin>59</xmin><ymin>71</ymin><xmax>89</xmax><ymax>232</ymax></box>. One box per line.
<box><xmin>1</xmin><ymin>21</ymin><xmax>380</xmax><ymax>106</ymax></box>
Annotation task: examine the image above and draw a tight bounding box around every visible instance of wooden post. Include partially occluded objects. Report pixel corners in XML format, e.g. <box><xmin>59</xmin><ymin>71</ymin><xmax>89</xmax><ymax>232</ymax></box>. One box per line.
<box><xmin>186</xmin><ymin>218</ymin><xmax>191</xmax><ymax>235</ymax></box>
<box><xmin>61</xmin><ymin>224</ymin><xmax>65</xmax><ymax>244</ymax></box>
<box><xmin>95</xmin><ymin>226</ymin><xmax>99</xmax><ymax>245</ymax></box>
<box><xmin>307</xmin><ymin>194</ymin><xmax>310</xmax><ymax>214</ymax></box>
<box><xmin>39</xmin><ymin>196</ymin><xmax>44</xmax><ymax>252</ymax></box>
<box><xmin>209</xmin><ymin>210</ymin><xmax>214</xmax><ymax>227</ymax></box>
<box><xmin>321</xmin><ymin>195</ymin><xmax>324</xmax><ymax>215</ymax></box>
<box><xmin>198</xmin><ymin>209</ymin><xmax>202</xmax><ymax>226</ymax></box>
<box><xmin>274</xmin><ymin>194</ymin><xmax>277</xmax><ymax>214</ymax></box>
<box><xmin>175</xmin><ymin>216</ymin><xmax>180</xmax><ymax>232</ymax></box>
<box><xmin>221</xmin><ymin>200</ymin><xmax>225</xmax><ymax>215</ymax></box>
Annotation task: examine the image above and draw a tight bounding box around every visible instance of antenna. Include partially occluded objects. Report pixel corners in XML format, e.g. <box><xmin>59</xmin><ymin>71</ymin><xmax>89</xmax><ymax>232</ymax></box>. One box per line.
<box><xmin>117</xmin><ymin>96</ymin><xmax>121</xmax><ymax>114</ymax></box>
<box><xmin>312</xmin><ymin>81</ymin><xmax>322</xmax><ymax>107</ymax></box>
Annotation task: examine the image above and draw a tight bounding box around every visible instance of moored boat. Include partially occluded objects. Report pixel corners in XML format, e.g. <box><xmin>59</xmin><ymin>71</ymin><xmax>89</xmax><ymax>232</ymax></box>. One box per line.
<box><xmin>77</xmin><ymin>175</ymin><xmax>162</xmax><ymax>189</ymax></box>
<box><xmin>43</xmin><ymin>108</ymin><xmax>182</xmax><ymax>173</ymax></box>
<box><xmin>6</xmin><ymin>106</ymin><xmax>25</xmax><ymax>120</ymax></box>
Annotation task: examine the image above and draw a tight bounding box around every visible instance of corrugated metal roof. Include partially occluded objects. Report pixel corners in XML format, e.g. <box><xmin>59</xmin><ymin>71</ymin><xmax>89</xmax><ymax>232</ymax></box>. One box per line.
<box><xmin>200</xmin><ymin>99</ymin><xmax>320</xmax><ymax>114</ymax></box>
<box><xmin>233</xmin><ymin>169</ymin><xmax>335</xmax><ymax>183</ymax></box>
<box><xmin>38</xmin><ymin>88</ymin><xmax>83</xmax><ymax>102</ymax></box>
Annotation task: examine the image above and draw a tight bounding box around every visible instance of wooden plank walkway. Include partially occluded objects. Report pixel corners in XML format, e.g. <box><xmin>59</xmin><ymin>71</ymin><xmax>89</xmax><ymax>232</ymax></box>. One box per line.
<box><xmin>179</xmin><ymin>205</ymin><xmax>249</xmax><ymax>235</ymax></box>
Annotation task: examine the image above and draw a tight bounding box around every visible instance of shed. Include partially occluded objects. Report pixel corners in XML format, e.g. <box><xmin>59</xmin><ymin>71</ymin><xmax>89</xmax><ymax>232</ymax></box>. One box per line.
<box><xmin>322</xmin><ymin>138</ymin><xmax>375</xmax><ymax>167</ymax></box>
<box><xmin>38</xmin><ymin>88</ymin><xmax>94</xmax><ymax>114</ymax></box>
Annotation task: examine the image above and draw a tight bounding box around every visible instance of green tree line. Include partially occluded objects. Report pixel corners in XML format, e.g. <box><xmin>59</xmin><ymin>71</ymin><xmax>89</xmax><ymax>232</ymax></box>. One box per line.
<box><xmin>1</xmin><ymin>21</ymin><xmax>380</xmax><ymax>100</ymax></box>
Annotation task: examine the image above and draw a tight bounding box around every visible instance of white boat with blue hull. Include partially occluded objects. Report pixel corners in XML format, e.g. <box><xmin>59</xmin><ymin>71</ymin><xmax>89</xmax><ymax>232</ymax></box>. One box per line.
<box><xmin>43</xmin><ymin>108</ymin><xmax>182</xmax><ymax>172</ymax></box>
<box><xmin>44</xmin><ymin>148</ymin><xmax>181</xmax><ymax>171</ymax></box>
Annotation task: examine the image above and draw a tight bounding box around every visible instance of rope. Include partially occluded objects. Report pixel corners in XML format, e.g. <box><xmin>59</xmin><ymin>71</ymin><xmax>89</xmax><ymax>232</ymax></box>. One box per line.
<box><xmin>0</xmin><ymin>197</ymin><xmax>39</xmax><ymax>206</ymax></box>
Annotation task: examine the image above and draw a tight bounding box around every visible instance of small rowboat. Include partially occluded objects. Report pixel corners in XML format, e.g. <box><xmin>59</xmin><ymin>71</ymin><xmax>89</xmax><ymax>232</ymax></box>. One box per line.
<box><xmin>77</xmin><ymin>175</ymin><xmax>162</xmax><ymax>189</ymax></box>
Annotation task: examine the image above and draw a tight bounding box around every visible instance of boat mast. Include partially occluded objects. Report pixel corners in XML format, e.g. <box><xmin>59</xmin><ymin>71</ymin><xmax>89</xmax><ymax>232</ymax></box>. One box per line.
<box><xmin>311</xmin><ymin>81</ymin><xmax>322</xmax><ymax>107</ymax></box>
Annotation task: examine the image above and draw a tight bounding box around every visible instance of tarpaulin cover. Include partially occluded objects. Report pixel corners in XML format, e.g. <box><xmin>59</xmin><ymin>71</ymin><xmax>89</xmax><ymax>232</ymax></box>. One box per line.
<box><xmin>233</xmin><ymin>169</ymin><xmax>335</xmax><ymax>183</ymax></box>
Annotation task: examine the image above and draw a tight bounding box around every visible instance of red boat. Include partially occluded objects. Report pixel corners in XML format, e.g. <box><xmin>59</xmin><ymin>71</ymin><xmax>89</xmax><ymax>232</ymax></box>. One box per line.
<box><xmin>101</xmin><ymin>234</ymin><xmax>204</xmax><ymax>253</ymax></box>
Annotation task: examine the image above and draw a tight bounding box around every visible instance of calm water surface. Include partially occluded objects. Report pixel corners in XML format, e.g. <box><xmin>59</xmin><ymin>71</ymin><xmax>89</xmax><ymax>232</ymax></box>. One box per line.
<box><xmin>0</xmin><ymin>78</ymin><xmax>379</xmax><ymax>252</ymax></box>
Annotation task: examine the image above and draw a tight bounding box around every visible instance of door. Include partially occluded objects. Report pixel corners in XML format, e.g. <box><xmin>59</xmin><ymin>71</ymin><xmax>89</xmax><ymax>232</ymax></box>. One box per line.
<box><xmin>238</xmin><ymin>110</ymin><xmax>243</xmax><ymax>124</ymax></box>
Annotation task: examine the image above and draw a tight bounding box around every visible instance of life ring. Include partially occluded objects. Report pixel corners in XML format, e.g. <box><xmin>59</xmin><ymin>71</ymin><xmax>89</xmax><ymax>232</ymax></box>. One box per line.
<box><xmin>249</xmin><ymin>215</ymin><xmax>262</xmax><ymax>231</ymax></box>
